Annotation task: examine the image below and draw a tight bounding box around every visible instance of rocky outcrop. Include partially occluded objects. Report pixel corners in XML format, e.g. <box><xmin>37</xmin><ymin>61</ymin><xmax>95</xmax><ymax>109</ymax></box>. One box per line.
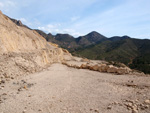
<box><xmin>63</xmin><ymin>57</ymin><xmax>133</xmax><ymax>75</ymax></box>
<box><xmin>0</xmin><ymin>13</ymin><xmax>45</xmax><ymax>54</ymax></box>
<box><xmin>0</xmin><ymin>11</ymin><xmax>64</xmax><ymax>62</ymax></box>
<box><xmin>107</xmin><ymin>65</ymin><xmax>118</xmax><ymax>73</ymax></box>
<box><xmin>0</xmin><ymin>10</ymin><xmax>143</xmax><ymax>86</ymax></box>
<box><xmin>0</xmin><ymin>11</ymin><xmax>66</xmax><ymax>83</ymax></box>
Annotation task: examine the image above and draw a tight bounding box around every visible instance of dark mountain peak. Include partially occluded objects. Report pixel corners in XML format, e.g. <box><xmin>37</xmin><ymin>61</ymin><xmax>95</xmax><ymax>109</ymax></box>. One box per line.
<box><xmin>83</xmin><ymin>31</ymin><xmax>107</xmax><ymax>43</ymax></box>
<box><xmin>86</xmin><ymin>31</ymin><xmax>102</xmax><ymax>37</ymax></box>
<box><xmin>76</xmin><ymin>31</ymin><xmax>107</xmax><ymax>47</ymax></box>
<box><xmin>122</xmin><ymin>35</ymin><xmax>131</xmax><ymax>39</ymax></box>
<box><xmin>48</xmin><ymin>33</ymin><xmax>53</xmax><ymax>36</ymax></box>
<box><xmin>55</xmin><ymin>33</ymin><xmax>75</xmax><ymax>42</ymax></box>
<box><xmin>56</xmin><ymin>33</ymin><xmax>73</xmax><ymax>37</ymax></box>
<box><xmin>85</xmin><ymin>31</ymin><xmax>107</xmax><ymax>39</ymax></box>
<box><xmin>110</xmin><ymin>35</ymin><xmax>131</xmax><ymax>41</ymax></box>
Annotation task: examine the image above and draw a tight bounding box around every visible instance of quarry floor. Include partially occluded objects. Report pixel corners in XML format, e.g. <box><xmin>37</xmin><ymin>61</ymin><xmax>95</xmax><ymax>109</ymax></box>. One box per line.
<box><xmin>0</xmin><ymin>63</ymin><xmax>150</xmax><ymax>113</ymax></box>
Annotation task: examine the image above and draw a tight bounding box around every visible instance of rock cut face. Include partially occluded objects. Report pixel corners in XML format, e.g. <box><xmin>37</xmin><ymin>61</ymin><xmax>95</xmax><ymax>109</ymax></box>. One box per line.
<box><xmin>0</xmin><ymin>12</ymin><xmax>48</xmax><ymax>54</ymax></box>
<box><xmin>0</xmin><ymin>11</ymin><xmax>69</xmax><ymax>65</ymax></box>
<box><xmin>0</xmin><ymin>11</ymin><xmax>72</xmax><ymax>81</ymax></box>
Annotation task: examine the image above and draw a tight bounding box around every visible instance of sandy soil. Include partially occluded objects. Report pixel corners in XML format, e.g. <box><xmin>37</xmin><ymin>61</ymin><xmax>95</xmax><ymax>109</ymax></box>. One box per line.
<box><xmin>0</xmin><ymin>63</ymin><xmax>150</xmax><ymax>113</ymax></box>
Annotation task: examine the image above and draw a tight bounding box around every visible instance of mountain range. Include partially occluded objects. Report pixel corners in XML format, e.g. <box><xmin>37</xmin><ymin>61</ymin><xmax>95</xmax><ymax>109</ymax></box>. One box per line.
<box><xmin>10</xmin><ymin>18</ymin><xmax>150</xmax><ymax>74</ymax></box>
<box><xmin>35</xmin><ymin>30</ymin><xmax>107</xmax><ymax>50</ymax></box>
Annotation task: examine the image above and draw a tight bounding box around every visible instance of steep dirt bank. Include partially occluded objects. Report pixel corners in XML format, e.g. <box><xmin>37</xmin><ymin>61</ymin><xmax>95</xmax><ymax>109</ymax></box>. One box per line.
<box><xmin>0</xmin><ymin>10</ymin><xmax>67</xmax><ymax>83</ymax></box>
<box><xmin>0</xmin><ymin>64</ymin><xmax>150</xmax><ymax>113</ymax></box>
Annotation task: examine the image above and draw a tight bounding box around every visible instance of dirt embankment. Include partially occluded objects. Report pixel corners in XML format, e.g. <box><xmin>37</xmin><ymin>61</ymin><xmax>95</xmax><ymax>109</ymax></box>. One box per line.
<box><xmin>0</xmin><ymin>10</ymin><xmax>66</xmax><ymax>84</ymax></box>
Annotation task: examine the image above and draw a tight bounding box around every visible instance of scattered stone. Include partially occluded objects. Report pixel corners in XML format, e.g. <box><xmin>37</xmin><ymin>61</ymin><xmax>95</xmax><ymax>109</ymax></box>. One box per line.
<box><xmin>126</xmin><ymin>103</ymin><xmax>133</xmax><ymax>108</ymax></box>
<box><xmin>3</xmin><ymin>73</ymin><xmax>9</xmax><ymax>78</ymax></box>
<box><xmin>94</xmin><ymin>109</ymin><xmax>99</xmax><ymax>113</ymax></box>
<box><xmin>2</xmin><ymin>93</ymin><xmax>7</xmax><ymax>95</ymax></box>
<box><xmin>21</xmin><ymin>80</ymin><xmax>26</xmax><ymax>84</ymax></box>
<box><xmin>38</xmin><ymin>109</ymin><xmax>42</xmax><ymax>111</ymax></box>
<box><xmin>140</xmin><ymin>104</ymin><xmax>149</xmax><ymax>110</ymax></box>
<box><xmin>23</xmin><ymin>85</ymin><xmax>27</xmax><ymax>90</ymax></box>
<box><xmin>27</xmin><ymin>83</ymin><xmax>34</xmax><ymax>88</ymax></box>
<box><xmin>135</xmin><ymin>99</ymin><xmax>139</xmax><ymax>102</ymax></box>
<box><xmin>0</xmin><ymin>87</ymin><xmax>4</xmax><ymax>90</ymax></box>
<box><xmin>144</xmin><ymin>100</ymin><xmax>150</xmax><ymax>104</ymax></box>
<box><xmin>113</xmin><ymin>101</ymin><xmax>118</xmax><ymax>105</ymax></box>
<box><xmin>18</xmin><ymin>88</ymin><xmax>23</xmax><ymax>91</ymax></box>
<box><xmin>22</xmin><ymin>110</ymin><xmax>26</xmax><ymax>113</ymax></box>
<box><xmin>107</xmin><ymin>105</ymin><xmax>112</xmax><ymax>109</ymax></box>
<box><xmin>132</xmin><ymin>108</ymin><xmax>138</xmax><ymax>113</ymax></box>
<box><xmin>118</xmin><ymin>103</ymin><xmax>123</xmax><ymax>106</ymax></box>
<box><xmin>11</xmin><ymin>77</ymin><xmax>14</xmax><ymax>79</ymax></box>
<box><xmin>145</xmin><ymin>105</ymin><xmax>149</xmax><ymax>109</ymax></box>
<box><xmin>126</xmin><ymin>84</ymin><xmax>137</xmax><ymax>88</ymax></box>
<box><xmin>90</xmin><ymin>108</ymin><xmax>93</xmax><ymax>111</ymax></box>
<box><xmin>1</xmin><ymin>80</ymin><xmax>5</xmax><ymax>84</ymax></box>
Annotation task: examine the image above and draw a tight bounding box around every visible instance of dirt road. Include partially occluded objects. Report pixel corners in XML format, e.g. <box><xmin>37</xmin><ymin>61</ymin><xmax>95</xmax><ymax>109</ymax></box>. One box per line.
<box><xmin>0</xmin><ymin>64</ymin><xmax>150</xmax><ymax>113</ymax></box>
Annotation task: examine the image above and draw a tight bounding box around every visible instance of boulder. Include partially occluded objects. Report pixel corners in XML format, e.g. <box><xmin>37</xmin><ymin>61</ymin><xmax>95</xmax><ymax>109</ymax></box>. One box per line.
<box><xmin>117</xmin><ymin>67</ymin><xmax>132</xmax><ymax>74</ymax></box>
<box><xmin>107</xmin><ymin>65</ymin><xmax>118</xmax><ymax>73</ymax></box>
<box><xmin>99</xmin><ymin>64</ymin><xmax>109</xmax><ymax>72</ymax></box>
<box><xmin>80</xmin><ymin>64</ymin><xmax>87</xmax><ymax>69</ymax></box>
<box><xmin>117</xmin><ymin>67</ymin><xmax>127</xmax><ymax>74</ymax></box>
<box><xmin>144</xmin><ymin>100</ymin><xmax>150</xmax><ymax>104</ymax></box>
<box><xmin>125</xmin><ymin>67</ymin><xmax>132</xmax><ymax>73</ymax></box>
<box><xmin>90</xmin><ymin>65</ymin><xmax>99</xmax><ymax>71</ymax></box>
<box><xmin>80</xmin><ymin>58</ymin><xmax>90</xmax><ymax>62</ymax></box>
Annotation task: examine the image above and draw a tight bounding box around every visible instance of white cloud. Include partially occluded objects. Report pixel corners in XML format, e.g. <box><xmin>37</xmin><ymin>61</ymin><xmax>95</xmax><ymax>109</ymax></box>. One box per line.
<box><xmin>38</xmin><ymin>24</ymin><xmax>82</xmax><ymax>37</ymax></box>
<box><xmin>19</xmin><ymin>18</ymin><xmax>32</xmax><ymax>26</ymax></box>
<box><xmin>19</xmin><ymin>18</ymin><xmax>27</xmax><ymax>22</ymax></box>
<box><xmin>0</xmin><ymin>0</ymin><xmax>16</xmax><ymax>13</ymax></box>
<box><xmin>1</xmin><ymin>0</ymin><xmax>150</xmax><ymax>39</ymax></box>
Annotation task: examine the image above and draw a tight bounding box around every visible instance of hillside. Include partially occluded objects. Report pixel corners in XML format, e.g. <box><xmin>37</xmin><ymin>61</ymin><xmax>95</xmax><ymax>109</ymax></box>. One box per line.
<box><xmin>35</xmin><ymin>30</ymin><xmax>107</xmax><ymax>51</ymax></box>
<box><xmin>6</xmin><ymin>11</ymin><xmax>150</xmax><ymax>74</ymax></box>
<box><xmin>74</xmin><ymin>37</ymin><xmax>150</xmax><ymax>74</ymax></box>
<box><xmin>34</xmin><ymin>27</ymin><xmax>150</xmax><ymax>73</ymax></box>
<box><xmin>35</xmin><ymin>27</ymin><xmax>150</xmax><ymax>74</ymax></box>
<box><xmin>0</xmin><ymin>10</ymin><xmax>66</xmax><ymax>81</ymax></box>
<box><xmin>0</xmin><ymin>10</ymin><xmax>150</xmax><ymax>113</ymax></box>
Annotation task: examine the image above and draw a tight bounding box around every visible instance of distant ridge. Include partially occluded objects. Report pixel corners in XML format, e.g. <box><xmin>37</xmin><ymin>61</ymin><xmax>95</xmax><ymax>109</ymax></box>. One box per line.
<box><xmin>8</xmin><ymin>14</ymin><xmax>150</xmax><ymax>74</ymax></box>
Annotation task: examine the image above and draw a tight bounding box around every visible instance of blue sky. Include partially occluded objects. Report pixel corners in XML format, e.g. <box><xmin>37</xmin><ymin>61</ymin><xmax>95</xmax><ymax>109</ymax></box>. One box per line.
<box><xmin>0</xmin><ymin>0</ymin><xmax>150</xmax><ymax>39</ymax></box>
